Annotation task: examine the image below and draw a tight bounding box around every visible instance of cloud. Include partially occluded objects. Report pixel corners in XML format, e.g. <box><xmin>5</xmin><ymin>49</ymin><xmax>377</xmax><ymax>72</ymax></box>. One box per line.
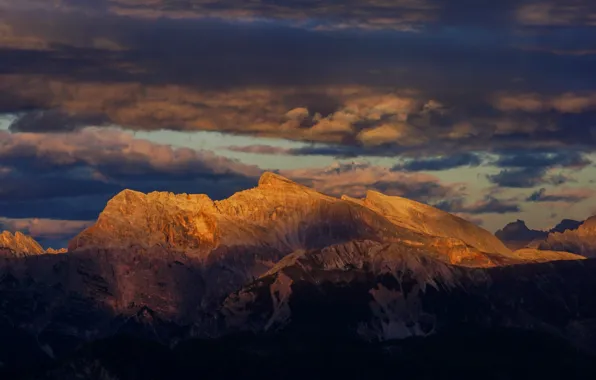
<box><xmin>493</xmin><ymin>151</ymin><xmax>592</xmax><ymax>169</ymax></box>
<box><xmin>436</xmin><ymin>196</ymin><xmax>521</xmax><ymax>215</ymax></box>
<box><xmin>486</xmin><ymin>167</ymin><xmax>576</xmax><ymax>188</ymax></box>
<box><xmin>279</xmin><ymin>161</ymin><xmax>466</xmax><ymax>202</ymax></box>
<box><xmin>224</xmin><ymin>145</ymin><xmax>293</xmax><ymax>155</ymax></box>
<box><xmin>493</xmin><ymin>92</ymin><xmax>596</xmax><ymax>113</ymax></box>
<box><xmin>0</xmin><ymin>6</ymin><xmax>594</xmax><ymax>160</ymax></box>
<box><xmin>0</xmin><ymin>0</ymin><xmax>594</xmax><ymax>208</ymax></box>
<box><xmin>516</xmin><ymin>2</ymin><xmax>596</xmax><ymax>27</ymax></box>
<box><xmin>486</xmin><ymin>151</ymin><xmax>590</xmax><ymax>188</ymax></box>
<box><xmin>66</xmin><ymin>0</ymin><xmax>441</xmax><ymax>32</ymax></box>
<box><xmin>0</xmin><ymin>128</ymin><xmax>261</xmax><ymax>181</ymax></box>
<box><xmin>526</xmin><ymin>187</ymin><xmax>595</xmax><ymax>203</ymax></box>
<box><xmin>7</xmin><ymin>0</ymin><xmax>596</xmax><ymax>31</ymax></box>
<box><xmin>392</xmin><ymin>152</ymin><xmax>483</xmax><ymax>172</ymax></box>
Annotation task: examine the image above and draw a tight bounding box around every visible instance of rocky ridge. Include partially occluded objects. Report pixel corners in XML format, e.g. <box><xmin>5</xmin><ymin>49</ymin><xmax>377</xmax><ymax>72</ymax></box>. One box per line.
<box><xmin>496</xmin><ymin>219</ymin><xmax>583</xmax><ymax>250</ymax></box>
<box><xmin>45</xmin><ymin>247</ymin><xmax>68</xmax><ymax>254</ymax></box>
<box><xmin>0</xmin><ymin>230</ymin><xmax>44</xmax><ymax>257</ymax></box>
<box><xmin>70</xmin><ymin>172</ymin><xmax>571</xmax><ymax>268</ymax></box>
<box><xmin>539</xmin><ymin>216</ymin><xmax>596</xmax><ymax>257</ymax></box>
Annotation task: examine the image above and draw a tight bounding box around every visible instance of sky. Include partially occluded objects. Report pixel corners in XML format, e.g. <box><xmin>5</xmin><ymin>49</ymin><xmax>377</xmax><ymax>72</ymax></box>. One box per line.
<box><xmin>1</xmin><ymin>0</ymin><xmax>596</xmax><ymax>247</ymax></box>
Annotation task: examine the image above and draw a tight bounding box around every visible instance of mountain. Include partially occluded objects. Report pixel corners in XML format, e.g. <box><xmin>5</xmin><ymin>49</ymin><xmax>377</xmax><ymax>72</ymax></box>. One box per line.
<box><xmin>0</xmin><ymin>230</ymin><xmax>45</xmax><ymax>257</ymax></box>
<box><xmin>0</xmin><ymin>172</ymin><xmax>593</xmax><ymax>378</ymax></box>
<box><xmin>70</xmin><ymin>172</ymin><xmax>510</xmax><ymax>263</ymax></box>
<box><xmin>495</xmin><ymin>218</ymin><xmax>582</xmax><ymax>250</ymax></box>
<box><xmin>45</xmin><ymin>247</ymin><xmax>68</xmax><ymax>254</ymax></box>
<box><xmin>539</xmin><ymin>216</ymin><xmax>596</xmax><ymax>257</ymax></box>
<box><xmin>495</xmin><ymin>220</ymin><xmax>548</xmax><ymax>250</ymax></box>
<box><xmin>552</xmin><ymin>219</ymin><xmax>584</xmax><ymax>233</ymax></box>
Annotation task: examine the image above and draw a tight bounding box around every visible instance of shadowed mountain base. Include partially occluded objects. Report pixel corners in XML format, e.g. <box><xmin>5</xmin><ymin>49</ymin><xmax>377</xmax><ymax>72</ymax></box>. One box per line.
<box><xmin>5</xmin><ymin>328</ymin><xmax>595</xmax><ymax>380</ymax></box>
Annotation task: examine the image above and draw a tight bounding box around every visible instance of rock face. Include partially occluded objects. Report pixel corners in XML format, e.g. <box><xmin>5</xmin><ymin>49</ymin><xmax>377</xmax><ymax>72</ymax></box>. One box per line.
<box><xmin>0</xmin><ymin>172</ymin><xmax>593</xmax><ymax>376</ymax></box>
<box><xmin>0</xmin><ymin>231</ymin><xmax>44</xmax><ymax>257</ymax></box>
<box><xmin>539</xmin><ymin>216</ymin><xmax>596</xmax><ymax>257</ymax></box>
<box><xmin>346</xmin><ymin>191</ymin><xmax>512</xmax><ymax>256</ymax></box>
<box><xmin>551</xmin><ymin>219</ymin><xmax>583</xmax><ymax>233</ymax></box>
<box><xmin>221</xmin><ymin>239</ymin><xmax>594</xmax><ymax>346</ymax></box>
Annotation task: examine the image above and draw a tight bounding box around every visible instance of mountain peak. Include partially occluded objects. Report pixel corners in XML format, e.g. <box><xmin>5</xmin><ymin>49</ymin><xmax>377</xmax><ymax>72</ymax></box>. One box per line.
<box><xmin>0</xmin><ymin>230</ymin><xmax>45</xmax><ymax>256</ymax></box>
<box><xmin>550</xmin><ymin>219</ymin><xmax>582</xmax><ymax>233</ymax></box>
<box><xmin>258</xmin><ymin>172</ymin><xmax>304</xmax><ymax>189</ymax></box>
<box><xmin>494</xmin><ymin>220</ymin><xmax>548</xmax><ymax>250</ymax></box>
<box><xmin>70</xmin><ymin>189</ymin><xmax>220</xmax><ymax>252</ymax></box>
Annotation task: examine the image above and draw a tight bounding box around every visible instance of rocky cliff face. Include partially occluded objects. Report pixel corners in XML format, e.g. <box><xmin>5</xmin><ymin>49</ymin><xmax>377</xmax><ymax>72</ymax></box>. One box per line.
<box><xmin>345</xmin><ymin>191</ymin><xmax>512</xmax><ymax>256</ymax></box>
<box><xmin>221</xmin><ymin>240</ymin><xmax>592</xmax><ymax>346</ymax></box>
<box><xmin>0</xmin><ymin>231</ymin><xmax>44</xmax><ymax>257</ymax></box>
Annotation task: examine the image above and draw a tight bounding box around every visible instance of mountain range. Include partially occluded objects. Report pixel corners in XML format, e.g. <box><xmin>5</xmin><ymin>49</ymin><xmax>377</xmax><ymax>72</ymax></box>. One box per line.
<box><xmin>495</xmin><ymin>217</ymin><xmax>596</xmax><ymax>257</ymax></box>
<box><xmin>2</xmin><ymin>172</ymin><xmax>596</xmax><ymax>379</ymax></box>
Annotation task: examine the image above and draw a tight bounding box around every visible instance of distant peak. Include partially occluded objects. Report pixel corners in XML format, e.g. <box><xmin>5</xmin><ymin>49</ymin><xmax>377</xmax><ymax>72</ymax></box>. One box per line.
<box><xmin>0</xmin><ymin>230</ymin><xmax>45</xmax><ymax>255</ymax></box>
<box><xmin>258</xmin><ymin>172</ymin><xmax>303</xmax><ymax>188</ymax></box>
<box><xmin>550</xmin><ymin>219</ymin><xmax>582</xmax><ymax>233</ymax></box>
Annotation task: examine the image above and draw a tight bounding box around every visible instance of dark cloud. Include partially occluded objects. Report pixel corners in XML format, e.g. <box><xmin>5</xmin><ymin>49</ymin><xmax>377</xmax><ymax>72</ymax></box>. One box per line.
<box><xmin>9</xmin><ymin>109</ymin><xmax>108</xmax><ymax>133</ymax></box>
<box><xmin>486</xmin><ymin>150</ymin><xmax>590</xmax><ymax>188</ymax></box>
<box><xmin>0</xmin><ymin>4</ymin><xmax>592</xmax><ymax>164</ymax></box>
<box><xmin>392</xmin><ymin>152</ymin><xmax>483</xmax><ymax>172</ymax></box>
<box><xmin>280</xmin><ymin>161</ymin><xmax>465</xmax><ymax>201</ymax></box>
<box><xmin>493</xmin><ymin>151</ymin><xmax>592</xmax><ymax>169</ymax></box>
<box><xmin>10</xmin><ymin>0</ymin><xmax>595</xmax><ymax>31</ymax></box>
<box><xmin>486</xmin><ymin>167</ymin><xmax>569</xmax><ymax>188</ymax></box>
<box><xmin>526</xmin><ymin>187</ymin><xmax>595</xmax><ymax>203</ymax></box>
<box><xmin>436</xmin><ymin>196</ymin><xmax>521</xmax><ymax>215</ymax></box>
